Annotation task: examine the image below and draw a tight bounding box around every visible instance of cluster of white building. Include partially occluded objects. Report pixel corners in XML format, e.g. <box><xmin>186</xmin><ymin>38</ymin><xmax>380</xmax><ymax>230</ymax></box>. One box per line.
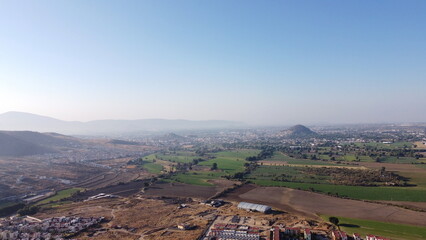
<box><xmin>205</xmin><ymin>223</ymin><xmax>260</xmax><ymax>240</ymax></box>
<box><xmin>0</xmin><ymin>216</ymin><xmax>104</xmax><ymax>240</ymax></box>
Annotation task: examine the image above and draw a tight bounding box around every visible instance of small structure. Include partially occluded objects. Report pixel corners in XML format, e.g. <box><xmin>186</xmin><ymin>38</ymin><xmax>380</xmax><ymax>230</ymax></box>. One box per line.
<box><xmin>177</xmin><ymin>224</ymin><xmax>190</xmax><ymax>230</ymax></box>
<box><xmin>284</xmin><ymin>227</ymin><xmax>300</xmax><ymax>236</ymax></box>
<box><xmin>201</xmin><ymin>199</ymin><xmax>224</xmax><ymax>207</ymax></box>
<box><xmin>353</xmin><ymin>233</ymin><xmax>362</xmax><ymax>240</ymax></box>
<box><xmin>304</xmin><ymin>228</ymin><xmax>312</xmax><ymax>240</ymax></box>
<box><xmin>332</xmin><ymin>231</ymin><xmax>348</xmax><ymax>240</ymax></box>
<box><xmin>237</xmin><ymin>202</ymin><xmax>271</xmax><ymax>213</ymax></box>
<box><xmin>366</xmin><ymin>235</ymin><xmax>391</xmax><ymax>240</ymax></box>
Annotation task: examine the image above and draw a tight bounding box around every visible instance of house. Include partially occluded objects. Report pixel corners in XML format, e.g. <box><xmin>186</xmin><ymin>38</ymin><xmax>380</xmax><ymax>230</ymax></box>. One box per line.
<box><xmin>272</xmin><ymin>226</ymin><xmax>280</xmax><ymax>240</ymax></box>
<box><xmin>284</xmin><ymin>227</ymin><xmax>300</xmax><ymax>236</ymax></box>
<box><xmin>304</xmin><ymin>228</ymin><xmax>312</xmax><ymax>240</ymax></box>
<box><xmin>353</xmin><ymin>233</ymin><xmax>362</xmax><ymax>240</ymax></box>
<box><xmin>332</xmin><ymin>231</ymin><xmax>348</xmax><ymax>240</ymax></box>
<box><xmin>366</xmin><ymin>235</ymin><xmax>391</xmax><ymax>240</ymax></box>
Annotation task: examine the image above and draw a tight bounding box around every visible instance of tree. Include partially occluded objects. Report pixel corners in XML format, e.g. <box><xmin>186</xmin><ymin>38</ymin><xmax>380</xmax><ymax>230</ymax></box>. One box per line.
<box><xmin>329</xmin><ymin>216</ymin><xmax>339</xmax><ymax>227</ymax></box>
<box><xmin>211</xmin><ymin>162</ymin><xmax>218</xmax><ymax>170</ymax></box>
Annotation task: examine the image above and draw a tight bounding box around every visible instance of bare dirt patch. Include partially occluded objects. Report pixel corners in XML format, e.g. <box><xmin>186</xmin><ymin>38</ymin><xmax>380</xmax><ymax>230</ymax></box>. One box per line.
<box><xmin>144</xmin><ymin>180</ymin><xmax>239</xmax><ymax>200</ymax></box>
<box><xmin>224</xmin><ymin>185</ymin><xmax>426</xmax><ymax>227</ymax></box>
<box><xmin>378</xmin><ymin>201</ymin><xmax>426</xmax><ymax>211</ymax></box>
<box><xmin>144</xmin><ymin>182</ymin><xmax>218</xmax><ymax>199</ymax></box>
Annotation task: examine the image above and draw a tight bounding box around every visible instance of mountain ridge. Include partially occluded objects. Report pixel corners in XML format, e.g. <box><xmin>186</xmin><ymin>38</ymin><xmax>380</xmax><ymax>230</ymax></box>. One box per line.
<box><xmin>0</xmin><ymin>111</ymin><xmax>244</xmax><ymax>135</ymax></box>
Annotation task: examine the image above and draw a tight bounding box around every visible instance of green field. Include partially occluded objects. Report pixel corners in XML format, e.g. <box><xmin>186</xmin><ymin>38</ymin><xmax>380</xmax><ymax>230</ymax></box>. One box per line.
<box><xmin>167</xmin><ymin>149</ymin><xmax>257</xmax><ymax>186</ymax></box>
<box><xmin>267</xmin><ymin>152</ymin><xmax>337</xmax><ymax>165</ymax></box>
<box><xmin>168</xmin><ymin>171</ymin><xmax>223</xmax><ymax>186</ymax></box>
<box><xmin>145</xmin><ymin>151</ymin><xmax>202</xmax><ymax>163</ymax></box>
<box><xmin>214</xmin><ymin>149</ymin><xmax>260</xmax><ymax>159</ymax></box>
<box><xmin>252</xmin><ymin>179</ymin><xmax>426</xmax><ymax>201</ymax></box>
<box><xmin>199</xmin><ymin>158</ymin><xmax>245</xmax><ymax>174</ymax></box>
<box><xmin>247</xmin><ymin>166</ymin><xmax>330</xmax><ymax>184</ymax></box>
<box><xmin>142</xmin><ymin>162</ymin><xmax>164</xmax><ymax>174</ymax></box>
<box><xmin>35</xmin><ymin>188</ymin><xmax>83</xmax><ymax>206</ymax></box>
<box><xmin>378</xmin><ymin>156</ymin><xmax>419</xmax><ymax>164</ymax></box>
<box><xmin>353</xmin><ymin>142</ymin><xmax>413</xmax><ymax>149</ymax></box>
<box><xmin>321</xmin><ymin>215</ymin><xmax>426</xmax><ymax>240</ymax></box>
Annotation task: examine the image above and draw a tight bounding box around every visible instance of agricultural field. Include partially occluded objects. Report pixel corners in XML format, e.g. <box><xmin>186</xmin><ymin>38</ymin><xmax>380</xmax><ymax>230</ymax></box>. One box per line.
<box><xmin>167</xmin><ymin>171</ymin><xmax>223</xmax><ymax>186</ymax></box>
<box><xmin>322</xmin><ymin>215</ymin><xmax>426</xmax><ymax>240</ymax></box>
<box><xmin>376</xmin><ymin>156</ymin><xmax>419</xmax><ymax>164</ymax></box>
<box><xmin>139</xmin><ymin>160</ymin><xmax>163</xmax><ymax>174</ymax></box>
<box><xmin>224</xmin><ymin>185</ymin><xmax>426</xmax><ymax>227</ymax></box>
<box><xmin>265</xmin><ymin>152</ymin><xmax>337</xmax><ymax>165</ymax></box>
<box><xmin>251</xmin><ymin>180</ymin><xmax>426</xmax><ymax>201</ymax></box>
<box><xmin>246</xmin><ymin>165</ymin><xmax>331</xmax><ymax>184</ymax></box>
<box><xmin>353</xmin><ymin>141</ymin><xmax>413</xmax><ymax>149</ymax></box>
<box><xmin>166</xmin><ymin>149</ymin><xmax>257</xmax><ymax>186</ymax></box>
<box><xmin>35</xmin><ymin>188</ymin><xmax>84</xmax><ymax>206</ymax></box>
<box><xmin>213</xmin><ymin>149</ymin><xmax>260</xmax><ymax>159</ymax></box>
<box><xmin>246</xmin><ymin>165</ymin><xmax>426</xmax><ymax>201</ymax></box>
<box><xmin>144</xmin><ymin>151</ymin><xmax>202</xmax><ymax>163</ymax></box>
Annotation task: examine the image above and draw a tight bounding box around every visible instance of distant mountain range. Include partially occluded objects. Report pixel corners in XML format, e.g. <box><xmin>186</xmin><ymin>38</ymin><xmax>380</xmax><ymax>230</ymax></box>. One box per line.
<box><xmin>0</xmin><ymin>131</ymin><xmax>80</xmax><ymax>157</ymax></box>
<box><xmin>280</xmin><ymin>124</ymin><xmax>318</xmax><ymax>138</ymax></box>
<box><xmin>0</xmin><ymin>112</ymin><xmax>243</xmax><ymax>135</ymax></box>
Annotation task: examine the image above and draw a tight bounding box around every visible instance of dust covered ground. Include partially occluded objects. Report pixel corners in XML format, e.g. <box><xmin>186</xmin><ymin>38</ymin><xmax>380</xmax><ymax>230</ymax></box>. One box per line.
<box><xmin>144</xmin><ymin>179</ymin><xmax>239</xmax><ymax>199</ymax></box>
<box><xmin>34</xmin><ymin>195</ymin><xmax>328</xmax><ymax>240</ymax></box>
<box><xmin>224</xmin><ymin>185</ymin><xmax>426</xmax><ymax>227</ymax></box>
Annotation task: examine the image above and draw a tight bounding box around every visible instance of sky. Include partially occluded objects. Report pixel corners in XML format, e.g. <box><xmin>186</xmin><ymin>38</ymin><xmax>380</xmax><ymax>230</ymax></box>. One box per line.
<box><xmin>0</xmin><ymin>0</ymin><xmax>425</xmax><ymax>125</ymax></box>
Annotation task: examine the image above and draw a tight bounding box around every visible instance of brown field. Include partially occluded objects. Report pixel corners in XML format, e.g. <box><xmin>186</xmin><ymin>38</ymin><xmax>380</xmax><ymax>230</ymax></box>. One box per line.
<box><xmin>378</xmin><ymin>201</ymin><xmax>426</xmax><ymax>211</ymax></box>
<box><xmin>70</xmin><ymin>180</ymin><xmax>152</xmax><ymax>201</ymax></box>
<box><xmin>414</xmin><ymin>141</ymin><xmax>426</xmax><ymax>149</ymax></box>
<box><xmin>259</xmin><ymin>160</ymin><xmax>365</xmax><ymax>169</ymax></box>
<box><xmin>359</xmin><ymin>162</ymin><xmax>426</xmax><ymax>173</ymax></box>
<box><xmin>144</xmin><ymin>182</ymin><xmax>219</xmax><ymax>199</ymax></box>
<box><xmin>76</xmin><ymin>170</ymin><xmax>147</xmax><ymax>189</ymax></box>
<box><xmin>35</xmin><ymin>195</ymin><xmax>332</xmax><ymax>240</ymax></box>
<box><xmin>224</xmin><ymin>185</ymin><xmax>426</xmax><ymax>227</ymax></box>
<box><xmin>35</xmin><ymin>197</ymin><xmax>213</xmax><ymax>240</ymax></box>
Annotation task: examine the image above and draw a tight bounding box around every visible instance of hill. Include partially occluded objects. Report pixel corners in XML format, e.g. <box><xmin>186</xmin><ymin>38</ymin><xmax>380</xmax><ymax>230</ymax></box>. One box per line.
<box><xmin>108</xmin><ymin>139</ymin><xmax>140</xmax><ymax>145</ymax></box>
<box><xmin>0</xmin><ymin>112</ymin><xmax>243</xmax><ymax>135</ymax></box>
<box><xmin>0</xmin><ymin>131</ymin><xmax>82</xmax><ymax>157</ymax></box>
<box><xmin>0</xmin><ymin>131</ymin><xmax>54</xmax><ymax>156</ymax></box>
<box><xmin>280</xmin><ymin>125</ymin><xmax>318</xmax><ymax>138</ymax></box>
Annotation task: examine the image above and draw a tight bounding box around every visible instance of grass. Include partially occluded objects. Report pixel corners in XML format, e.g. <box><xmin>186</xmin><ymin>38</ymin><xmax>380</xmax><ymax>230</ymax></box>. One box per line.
<box><xmin>252</xmin><ymin>179</ymin><xmax>426</xmax><ymax>201</ymax></box>
<box><xmin>199</xmin><ymin>158</ymin><xmax>245</xmax><ymax>174</ymax></box>
<box><xmin>167</xmin><ymin>171</ymin><xmax>223</xmax><ymax>186</ymax></box>
<box><xmin>145</xmin><ymin>151</ymin><xmax>202</xmax><ymax>163</ymax></box>
<box><xmin>214</xmin><ymin>149</ymin><xmax>260</xmax><ymax>159</ymax></box>
<box><xmin>398</xmin><ymin>171</ymin><xmax>426</xmax><ymax>189</ymax></box>
<box><xmin>354</xmin><ymin>142</ymin><xmax>413</xmax><ymax>149</ymax></box>
<box><xmin>35</xmin><ymin>188</ymin><xmax>83</xmax><ymax>206</ymax></box>
<box><xmin>247</xmin><ymin>166</ymin><xmax>330</xmax><ymax>184</ymax></box>
<box><xmin>266</xmin><ymin>152</ymin><xmax>337</xmax><ymax>166</ymax></box>
<box><xmin>378</xmin><ymin>156</ymin><xmax>419</xmax><ymax>164</ymax></box>
<box><xmin>142</xmin><ymin>162</ymin><xmax>163</xmax><ymax>174</ymax></box>
<box><xmin>166</xmin><ymin>149</ymin><xmax>258</xmax><ymax>186</ymax></box>
<box><xmin>321</xmin><ymin>215</ymin><xmax>426</xmax><ymax>240</ymax></box>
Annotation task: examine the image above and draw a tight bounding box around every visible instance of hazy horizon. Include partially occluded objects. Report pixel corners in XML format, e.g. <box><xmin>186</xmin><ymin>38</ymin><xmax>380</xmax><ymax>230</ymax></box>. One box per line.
<box><xmin>1</xmin><ymin>1</ymin><xmax>425</xmax><ymax>125</ymax></box>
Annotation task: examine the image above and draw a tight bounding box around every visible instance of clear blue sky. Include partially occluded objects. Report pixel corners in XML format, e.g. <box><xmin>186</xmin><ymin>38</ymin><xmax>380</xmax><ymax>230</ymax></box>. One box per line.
<box><xmin>0</xmin><ymin>0</ymin><xmax>425</xmax><ymax>125</ymax></box>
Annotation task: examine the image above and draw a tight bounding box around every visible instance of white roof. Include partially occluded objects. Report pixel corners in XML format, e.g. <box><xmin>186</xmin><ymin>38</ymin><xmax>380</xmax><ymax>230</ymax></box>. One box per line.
<box><xmin>237</xmin><ymin>202</ymin><xmax>271</xmax><ymax>212</ymax></box>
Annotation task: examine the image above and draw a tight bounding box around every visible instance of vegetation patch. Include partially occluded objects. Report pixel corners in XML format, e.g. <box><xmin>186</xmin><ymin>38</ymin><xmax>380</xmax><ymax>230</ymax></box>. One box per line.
<box><xmin>35</xmin><ymin>188</ymin><xmax>83</xmax><ymax>206</ymax></box>
<box><xmin>321</xmin><ymin>215</ymin><xmax>426</xmax><ymax>240</ymax></box>
<box><xmin>252</xmin><ymin>180</ymin><xmax>426</xmax><ymax>201</ymax></box>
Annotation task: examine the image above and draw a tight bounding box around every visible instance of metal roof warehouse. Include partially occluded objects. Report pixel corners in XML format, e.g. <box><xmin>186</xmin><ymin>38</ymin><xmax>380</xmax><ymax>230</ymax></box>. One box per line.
<box><xmin>237</xmin><ymin>202</ymin><xmax>271</xmax><ymax>213</ymax></box>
